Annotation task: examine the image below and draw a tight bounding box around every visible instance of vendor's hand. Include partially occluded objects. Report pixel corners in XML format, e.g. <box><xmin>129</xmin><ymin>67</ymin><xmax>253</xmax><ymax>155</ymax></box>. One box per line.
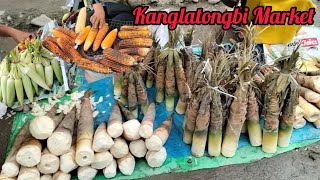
<box><xmin>90</xmin><ymin>3</ymin><xmax>105</xmax><ymax>29</ymax></box>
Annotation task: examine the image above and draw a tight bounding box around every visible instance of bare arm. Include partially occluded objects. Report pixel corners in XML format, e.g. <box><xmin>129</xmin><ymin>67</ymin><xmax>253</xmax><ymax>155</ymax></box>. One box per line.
<box><xmin>0</xmin><ymin>24</ymin><xmax>31</xmax><ymax>43</ymax></box>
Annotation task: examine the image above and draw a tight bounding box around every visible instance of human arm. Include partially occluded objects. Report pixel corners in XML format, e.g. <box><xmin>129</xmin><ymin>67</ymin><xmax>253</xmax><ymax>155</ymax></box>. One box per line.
<box><xmin>0</xmin><ymin>24</ymin><xmax>31</xmax><ymax>43</ymax></box>
<box><xmin>90</xmin><ymin>2</ymin><xmax>105</xmax><ymax>29</ymax></box>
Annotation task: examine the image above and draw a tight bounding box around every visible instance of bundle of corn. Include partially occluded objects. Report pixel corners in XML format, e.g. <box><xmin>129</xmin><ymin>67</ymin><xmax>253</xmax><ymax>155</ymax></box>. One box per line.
<box><xmin>261</xmin><ymin>46</ymin><xmax>300</xmax><ymax>154</ymax></box>
<box><xmin>43</xmin><ymin>28</ymin><xmax>112</xmax><ymax>74</ymax></box>
<box><xmin>0</xmin><ymin>39</ymin><xmax>64</xmax><ymax>107</ymax></box>
<box><xmin>118</xmin><ymin>26</ymin><xmax>153</xmax><ymax>51</ymax></box>
<box><xmin>0</xmin><ymin>97</ymin><xmax>172</xmax><ymax>179</ymax></box>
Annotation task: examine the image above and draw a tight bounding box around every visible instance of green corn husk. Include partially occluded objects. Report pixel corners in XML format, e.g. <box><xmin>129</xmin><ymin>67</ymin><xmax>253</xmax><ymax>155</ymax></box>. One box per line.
<box><xmin>44</xmin><ymin>65</ymin><xmax>54</xmax><ymax>89</ymax></box>
<box><xmin>51</xmin><ymin>58</ymin><xmax>63</xmax><ymax>84</ymax></box>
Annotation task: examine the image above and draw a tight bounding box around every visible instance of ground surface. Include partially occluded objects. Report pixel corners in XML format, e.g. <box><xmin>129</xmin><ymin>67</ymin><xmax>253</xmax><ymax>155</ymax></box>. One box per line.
<box><xmin>0</xmin><ymin>0</ymin><xmax>320</xmax><ymax>179</ymax></box>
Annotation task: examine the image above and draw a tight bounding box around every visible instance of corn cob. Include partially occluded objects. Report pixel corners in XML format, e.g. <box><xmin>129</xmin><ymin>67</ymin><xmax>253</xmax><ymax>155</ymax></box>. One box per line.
<box><xmin>118</xmin><ymin>38</ymin><xmax>153</xmax><ymax>49</ymax></box>
<box><xmin>54</xmin><ymin>27</ymin><xmax>78</xmax><ymax>39</ymax></box>
<box><xmin>28</xmin><ymin>62</ymin><xmax>39</xmax><ymax>95</ymax></box>
<box><xmin>83</xmin><ymin>27</ymin><xmax>99</xmax><ymax>51</ymax></box>
<box><xmin>102</xmin><ymin>48</ymin><xmax>136</xmax><ymax>66</ymax></box>
<box><xmin>1</xmin><ymin>76</ymin><xmax>9</xmax><ymax>104</ymax></box>
<box><xmin>6</xmin><ymin>76</ymin><xmax>16</xmax><ymax>107</ymax></box>
<box><xmin>119</xmin><ymin>48</ymin><xmax>150</xmax><ymax>57</ymax></box>
<box><xmin>78</xmin><ymin>58</ymin><xmax>112</xmax><ymax>74</ymax></box>
<box><xmin>51</xmin><ymin>29</ymin><xmax>75</xmax><ymax>45</ymax></box>
<box><xmin>75</xmin><ymin>7</ymin><xmax>87</xmax><ymax>33</ymax></box>
<box><xmin>21</xmin><ymin>74</ymin><xmax>34</xmax><ymax>102</ymax></box>
<box><xmin>100</xmin><ymin>58</ymin><xmax>131</xmax><ymax>73</ymax></box>
<box><xmin>35</xmin><ymin>63</ymin><xmax>45</xmax><ymax>81</ymax></box>
<box><xmin>75</xmin><ymin>26</ymin><xmax>91</xmax><ymax>45</ymax></box>
<box><xmin>15</xmin><ymin>77</ymin><xmax>24</xmax><ymax>106</ymax></box>
<box><xmin>120</xmin><ymin>26</ymin><xmax>149</xmax><ymax>31</ymax></box>
<box><xmin>43</xmin><ymin>38</ymin><xmax>71</xmax><ymax>63</ymax></box>
<box><xmin>93</xmin><ymin>24</ymin><xmax>109</xmax><ymax>51</ymax></box>
<box><xmin>51</xmin><ymin>59</ymin><xmax>63</xmax><ymax>84</ymax></box>
<box><xmin>101</xmin><ymin>29</ymin><xmax>118</xmax><ymax>49</ymax></box>
<box><xmin>118</xmin><ymin>30</ymin><xmax>151</xmax><ymax>39</ymax></box>
<box><xmin>44</xmin><ymin>65</ymin><xmax>54</xmax><ymax>89</ymax></box>
<box><xmin>0</xmin><ymin>80</ymin><xmax>2</xmax><ymax>102</ymax></box>
<box><xmin>18</xmin><ymin>63</ymin><xmax>50</xmax><ymax>90</ymax></box>
<box><xmin>56</xmin><ymin>38</ymin><xmax>82</xmax><ymax>62</ymax></box>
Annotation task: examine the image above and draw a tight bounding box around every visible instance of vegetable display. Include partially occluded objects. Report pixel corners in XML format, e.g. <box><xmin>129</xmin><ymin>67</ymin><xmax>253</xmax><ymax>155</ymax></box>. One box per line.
<box><xmin>0</xmin><ymin>38</ymin><xmax>64</xmax><ymax>107</ymax></box>
<box><xmin>0</xmin><ymin>92</ymin><xmax>172</xmax><ymax>179</ymax></box>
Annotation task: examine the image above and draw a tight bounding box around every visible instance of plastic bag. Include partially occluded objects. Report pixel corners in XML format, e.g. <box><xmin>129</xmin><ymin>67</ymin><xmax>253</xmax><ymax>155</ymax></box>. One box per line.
<box><xmin>263</xmin><ymin>26</ymin><xmax>320</xmax><ymax>72</ymax></box>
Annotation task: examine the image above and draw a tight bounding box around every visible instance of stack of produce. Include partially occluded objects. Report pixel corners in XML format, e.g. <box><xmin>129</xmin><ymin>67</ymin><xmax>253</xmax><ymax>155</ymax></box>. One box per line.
<box><xmin>43</xmin><ymin>28</ymin><xmax>112</xmax><ymax>74</ymax></box>
<box><xmin>293</xmin><ymin>73</ymin><xmax>320</xmax><ymax>129</ymax></box>
<box><xmin>0</xmin><ymin>38</ymin><xmax>64</xmax><ymax>107</ymax></box>
<box><xmin>0</xmin><ymin>91</ymin><xmax>172</xmax><ymax>179</ymax></box>
<box><xmin>152</xmin><ymin>29</ymin><xmax>189</xmax><ymax>114</ymax></box>
<box><xmin>183</xmin><ymin>26</ymin><xmax>262</xmax><ymax>158</ymax></box>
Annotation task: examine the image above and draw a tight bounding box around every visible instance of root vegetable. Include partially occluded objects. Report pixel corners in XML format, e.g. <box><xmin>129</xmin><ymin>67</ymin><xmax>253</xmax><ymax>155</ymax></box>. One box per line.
<box><xmin>1</xmin><ymin>121</ymin><xmax>31</xmax><ymax>177</ymax></box>
<box><xmin>29</xmin><ymin>106</ymin><xmax>64</xmax><ymax>140</ymax></box>
<box><xmin>103</xmin><ymin>159</ymin><xmax>117</xmax><ymax>178</ymax></box>
<box><xmin>299</xmin><ymin>96</ymin><xmax>320</xmax><ymax>122</ymax></box>
<box><xmin>53</xmin><ymin>171</ymin><xmax>71</xmax><ymax>180</ymax></box>
<box><xmin>134</xmin><ymin>72</ymin><xmax>148</xmax><ymax>114</ymax></box>
<box><xmin>17</xmin><ymin>166</ymin><xmax>40</xmax><ymax>180</ymax></box>
<box><xmin>60</xmin><ymin>145</ymin><xmax>78</xmax><ymax>173</ymax></box>
<box><xmin>278</xmin><ymin>87</ymin><xmax>299</xmax><ymax>148</ymax></box>
<box><xmin>76</xmin><ymin>92</ymin><xmax>95</xmax><ymax>166</ymax></box>
<box><xmin>92</xmin><ymin>122</ymin><xmax>114</xmax><ymax>152</ymax></box>
<box><xmin>146</xmin><ymin>114</ymin><xmax>173</xmax><ymax>151</ymax></box>
<box><xmin>191</xmin><ymin>94</ymin><xmax>210</xmax><ymax>157</ymax></box>
<box><xmin>299</xmin><ymin>86</ymin><xmax>320</xmax><ymax>103</ymax></box>
<box><xmin>293</xmin><ymin>117</ymin><xmax>307</xmax><ymax>129</ymax></box>
<box><xmin>129</xmin><ymin>139</ymin><xmax>147</xmax><ymax>158</ymax></box>
<box><xmin>16</xmin><ymin>137</ymin><xmax>42</xmax><ymax>167</ymax></box>
<box><xmin>47</xmin><ymin>108</ymin><xmax>77</xmax><ymax>156</ymax></box>
<box><xmin>91</xmin><ymin>151</ymin><xmax>113</xmax><ymax>170</ymax></box>
<box><xmin>262</xmin><ymin>91</ymin><xmax>279</xmax><ymax>154</ymax></box>
<box><xmin>222</xmin><ymin>86</ymin><xmax>249</xmax><ymax>157</ymax></box>
<box><xmin>117</xmin><ymin>153</ymin><xmax>135</xmax><ymax>176</ymax></box>
<box><xmin>295</xmin><ymin>105</ymin><xmax>304</xmax><ymax>119</ymax></box>
<box><xmin>37</xmin><ymin>148</ymin><xmax>60</xmax><ymax>174</ymax></box>
<box><xmin>173</xmin><ymin>50</ymin><xmax>188</xmax><ymax>115</ymax></box>
<box><xmin>313</xmin><ymin>119</ymin><xmax>320</xmax><ymax>128</ymax></box>
<box><xmin>294</xmin><ymin>74</ymin><xmax>320</xmax><ymax>93</ymax></box>
<box><xmin>146</xmin><ymin>147</ymin><xmax>167</xmax><ymax>168</ymax></box>
<box><xmin>139</xmin><ymin>103</ymin><xmax>156</xmax><ymax>138</ymax></box>
<box><xmin>155</xmin><ymin>56</ymin><xmax>166</xmax><ymax>103</ymax></box>
<box><xmin>208</xmin><ymin>93</ymin><xmax>223</xmax><ymax>157</ymax></box>
<box><xmin>107</xmin><ymin>103</ymin><xmax>123</xmax><ymax>138</ymax></box>
<box><xmin>183</xmin><ymin>95</ymin><xmax>200</xmax><ymax>144</ymax></box>
<box><xmin>118</xmin><ymin>103</ymin><xmax>136</xmax><ymax>121</ymax></box>
<box><xmin>110</xmin><ymin>137</ymin><xmax>129</xmax><ymax>158</ymax></box>
<box><xmin>114</xmin><ymin>73</ymin><xmax>123</xmax><ymax>97</ymax></box>
<box><xmin>41</xmin><ymin>175</ymin><xmax>52</xmax><ymax>180</ymax></box>
<box><xmin>146</xmin><ymin>72</ymin><xmax>154</xmax><ymax>88</ymax></box>
<box><xmin>128</xmin><ymin>73</ymin><xmax>138</xmax><ymax>117</ymax></box>
<box><xmin>120</xmin><ymin>74</ymin><xmax>128</xmax><ymax>105</ymax></box>
<box><xmin>77</xmin><ymin>166</ymin><xmax>98</xmax><ymax>180</ymax></box>
<box><xmin>165</xmin><ymin>50</ymin><xmax>176</xmax><ymax>112</ymax></box>
<box><xmin>246</xmin><ymin>89</ymin><xmax>262</xmax><ymax>147</ymax></box>
<box><xmin>123</xmin><ymin>119</ymin><xmax>141</xmax><ymax>141</ymax></box>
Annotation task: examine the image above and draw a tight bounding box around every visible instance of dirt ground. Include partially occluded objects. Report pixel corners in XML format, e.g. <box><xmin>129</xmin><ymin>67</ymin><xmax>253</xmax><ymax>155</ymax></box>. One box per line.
<box><xmin>1</xmin><ymin>0</ymin><xmax>320</xmax><ymax>179</ymax></box>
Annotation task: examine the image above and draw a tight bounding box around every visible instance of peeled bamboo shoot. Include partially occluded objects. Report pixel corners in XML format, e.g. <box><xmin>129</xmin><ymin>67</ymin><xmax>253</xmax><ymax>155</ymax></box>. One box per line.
<box><xmin>103</xmin><ymin>159</ymin><xmax>117</xmax><ymax>178</ymax></box>
<box><xmin>110</xmin><ymin>137</ymin><xmax>129</xmax><ymax>159</ymax></box>
<box><xmin>77</xmin><ymin>166</ymin><xmax>98</xmax><ymax>180</ymax></box>
<box><xmin>117</xmin><ymin>153</ymin><xmax>135</xmax><ymax>176</ymax></box>
<box><xmin>299</xmin><ymin>96</ymin><xmax>320</xmax><ymax>122</ymax></box>
<box><xmin>146</xmin><ymin>147</ymin><xmax>167</xmax><ymax>168</ymax></box>
<box><xmin>129</xmin><ymin>140</ymin><xmax>147</xmax><ymax>158</ymax></box>
<box><xmin>92</xmin><ymin>122</ymin><xmax>114</xmax><ymax>152</ymax></box>
<box><xmin>91</xmin><ymin>151</ymin><xmax>113</xmax><ymax>170</ymax></box>
<box><xmin>37</xmin><ymin>148</ymin><xmax>60</xmax><ymax>175</ymax></box>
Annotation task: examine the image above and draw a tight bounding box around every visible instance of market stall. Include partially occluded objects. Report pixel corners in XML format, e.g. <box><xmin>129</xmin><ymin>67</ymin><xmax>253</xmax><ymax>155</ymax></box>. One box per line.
<box><xmin>1</xmin><ymin>10</ymin><xmax>320</xmax><ymax>180</ymax></box>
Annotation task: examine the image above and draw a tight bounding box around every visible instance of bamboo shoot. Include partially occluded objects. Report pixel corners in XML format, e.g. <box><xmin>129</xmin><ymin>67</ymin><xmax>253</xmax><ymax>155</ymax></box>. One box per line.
<box><xmin>17</xmin><ymin>167</ymin><xmax>40</xmax><ymax>180</ymax></box>
<box><xmin>91</xmin><ymin>151</ymin><xmax>113</xmax><ymax>170</ymax></box>
<box><xmin>146</xmin><ymin>147</ymin><xmax>167</xmax><ymax>168</ymax></box>
<box><xmin>103</xmin><ymin>159</ymin><xmax>117</xmax><ymax>178</ymax></box>
<box><xmin>110</xmin><ymin>137</ymin><xmax>129</xmax><ymax>159</ymax></box>
<box><xmin>92</xmin><ymin>122</ymin><xmax>114</xmax><ymax>152</ymax></box>
<box><xmin>77</xmin><ymin>166</ymin><xmax>98</xmax><ymax>180</ymax></box>
<box><xmin>16</xmin><ymin>137</ymin><xmax>42</xmax><ymax>167</ymax></box>
<box><xmin>117</xmin><ymin>153</ymin><xmax>135</xmax><ymax>176</ymax></box>
<box><xmin>129</xmin><ymin>139</ymin><xmax>147</xmax><ymax>158</ymax></box>
<box><xmin>37</xmin><ymin>148</ymin><xmax>60</xmax><ymax>174</ymax></box>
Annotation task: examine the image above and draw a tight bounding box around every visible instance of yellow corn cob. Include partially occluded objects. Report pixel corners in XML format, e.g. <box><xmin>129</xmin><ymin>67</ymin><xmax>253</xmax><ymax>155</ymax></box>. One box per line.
<box><xmin>118</xmin><ymin>38</ymin><xmax>153</xmax><ymax>49</ymax></box>
<box><xmin>120</xmin><ymin>25</ymin><xmax>149</xmax><ymax>31</ymax></box>
<box><xmin>51</xmin><ymin>29</ymin><xmax>75</xmax><ymax>45</ymax></box>
<box><xmin>78</xmin><ymin>58</ymin><xmax>112</xmax><ymax>74</ymax></box>
<box><xmin>75</xmin><ymin>26</ymin><xmax>91</xmax><ymax>45</ymax></box>
<box><xmin>54</xmin><ymin>27</ymin><xmax>78</xmax><ymax>39</ymax></box>
<box><xmin>118</xmin><ymin>30</ymin><xmax>151</xmax><ymax>39</ymax></box>
<box><xmin>102</xmin><ymin>48</ymin><xmax>137</xmax><ymax>66</ymax></box>
<box><xmin>92</xmin><ymin>23</ymin><xmax>109</xmax><ymax>51</ymax></box>
<box><xmin>83</xmin><ymin>27</ymin><xmax>99</xmax><ymax>51</ymax></box>
<box><xmin>43</xmin><ymin>38</ymin><xmax>71</xmax><ymax>63</ymax></box>
<box><xmin>75</xmin><ymin>7</ymin><xmax>87</xmax><ymax>33</ymax></box>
